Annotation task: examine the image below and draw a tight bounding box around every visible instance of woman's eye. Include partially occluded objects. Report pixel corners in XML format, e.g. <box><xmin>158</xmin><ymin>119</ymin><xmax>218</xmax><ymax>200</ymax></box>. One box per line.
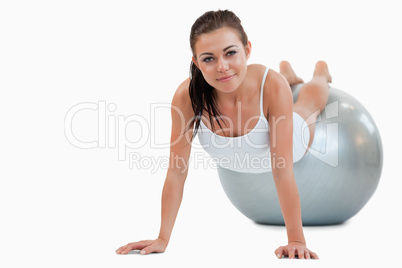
<box><xmin>227</xmin><ymin>51</ymin><xmax>237</xmax><ymax>56</ymax></box>
<box><xmin>203</xmin><ymin>57</ymin><xmax>213</xmax><ymax>63</ymax></box>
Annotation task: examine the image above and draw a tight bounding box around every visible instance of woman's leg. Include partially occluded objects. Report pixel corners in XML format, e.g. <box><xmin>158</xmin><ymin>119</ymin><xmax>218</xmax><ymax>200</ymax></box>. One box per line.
<box><xmin>279</xmin><ymin>61</ymin><xmax>331</xmax><ymax>148</ymax></box>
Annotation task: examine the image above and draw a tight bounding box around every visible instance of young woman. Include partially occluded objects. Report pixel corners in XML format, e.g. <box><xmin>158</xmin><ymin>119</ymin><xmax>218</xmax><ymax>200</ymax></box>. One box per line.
<box><xmin>116</xmin><ymin>10</ymin><xmax>331</xmax><ymax>259</ymax></box>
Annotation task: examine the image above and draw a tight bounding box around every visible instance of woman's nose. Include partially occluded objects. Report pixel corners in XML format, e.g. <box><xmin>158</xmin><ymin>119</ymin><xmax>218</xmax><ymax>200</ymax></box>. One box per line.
<box><xmin>217</xmin><ymin>57</ymin><xmax>229</xmax><ymax>72</ymax></box>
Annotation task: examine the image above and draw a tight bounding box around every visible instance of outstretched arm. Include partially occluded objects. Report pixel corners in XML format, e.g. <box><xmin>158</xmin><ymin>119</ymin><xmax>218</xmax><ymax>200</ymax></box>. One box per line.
<box><xmin>116</xmin><ymin>79</ymin><xmax>194</xmax><ymax>255</ymax></box>
<box><xmin>156</xmin><ymin>81</ymin><xmax>194</xmax><ymax>248</ymax></box>
<box><xmin>267</xmin><ymin>71</ymin><xmax>318</xmax><ymax>259</ymax></box>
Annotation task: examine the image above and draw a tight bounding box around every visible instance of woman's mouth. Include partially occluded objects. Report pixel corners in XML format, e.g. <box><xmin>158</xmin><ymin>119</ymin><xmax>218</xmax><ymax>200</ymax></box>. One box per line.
<box><xmin>217</xmin><ymin>74</ymin><xmax>235</xmax><ymax>82</ymax></box>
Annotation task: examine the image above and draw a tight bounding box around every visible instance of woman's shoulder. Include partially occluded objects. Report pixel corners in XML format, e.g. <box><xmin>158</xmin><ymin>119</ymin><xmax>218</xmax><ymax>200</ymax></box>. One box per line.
<box><xmin>261</xmin><ymin>66</ymin><xmax>293</xmax><ymax>110</ymax></box>
<box><xmin>247</xmin><ymin>64</ymin><xmax>288</xmax><ymax>93</ymax></box>
<box><xmin>247</xmin><ymin>64</ymin><xmax>282</xmax><ymax>83</ymax></box>
<box><xmin>265</xmin><ymin>67</ymin><xmax>291</xmax><ymax>97</ymax></box>
<box><xmin>172</xmin><ymin>78</ymin><xmax>190</xmax><ymax>103</ymax></box>
<box><xmin>247</xmin><ymin>63</ymin><xmax>281</xmax><ymax>80</ymax></box>
<box><xmin>247</xmin><ymin>63</ymin><xmax>266</xmax><ymax>77</ymax></box>
<box><xmin>171</xmin><ymin>77</ymin><xmax>194</xmax><ymax>116</ymax></box>
<box><xmin>248</xmin><ymin>63</ymin><xmax>292</xmax><ymax>114</ymax></box>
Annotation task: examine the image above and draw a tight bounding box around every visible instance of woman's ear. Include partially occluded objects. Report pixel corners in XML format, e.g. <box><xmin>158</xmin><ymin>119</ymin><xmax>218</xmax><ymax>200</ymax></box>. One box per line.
<box><xmin>192</xmin><ymin>56</ymin><xmax>199</xmax><ymax>69</ymax></box>
<box><xmin>245</xmin><ymin>41</ymin><xmax>252</xmax><ymax>60</ymax></box>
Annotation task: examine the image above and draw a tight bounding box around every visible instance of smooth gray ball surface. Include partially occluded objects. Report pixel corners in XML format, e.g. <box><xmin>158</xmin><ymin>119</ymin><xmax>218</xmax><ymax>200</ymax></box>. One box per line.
<box><xmin>217</xmin><ymin>85</ymin><xmax>383</xmax><ymax>225</ymax></box>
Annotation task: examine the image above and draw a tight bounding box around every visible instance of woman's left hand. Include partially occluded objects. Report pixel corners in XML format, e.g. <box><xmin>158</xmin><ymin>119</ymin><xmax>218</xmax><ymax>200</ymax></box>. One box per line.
<box><xmin>275</xmin><ymin>242</ymin><xmax>319</xmax><ymax>259</ymax></box>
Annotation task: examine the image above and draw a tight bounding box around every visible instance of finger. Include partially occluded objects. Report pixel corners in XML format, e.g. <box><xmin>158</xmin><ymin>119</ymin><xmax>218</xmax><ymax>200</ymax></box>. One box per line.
<box><xmin>121</xmin><ymin>242</ymin><xmax>146</xmax><ymax>254</ymax></box>
<box><xmin>116</xmin><ymin>244</ymin><xmax>133</xmax><ymax>254</ymax></box>
<box><xmin>310</xmin><ymin>251</ymin><xmax>319</xmax><ymax>259</ymax></box>
<box><xmin>121</xmin><ymin>245</ymin><xmax>134</xmax><ymax>254</ymax></box>
<box><xmin>140</xmin><ymin>244</ymin><xmax>157</xmax><ymax>255</ymax></box>
<box><xmin>296</xmin><ymin>248</ymin><xmax>305</xmax><ymax>259</ymax></box>
<box><xmin>274</xmin><ymin>247</ymin><xmax>281</xmax><ymax>259</ymax></box>
<box><xmin>288</xmin><ymin>247</ymin><xmax>296</xmax><ymax>259</ymax></box>
<box><xmin>275</xmin><ymin>247</ymin><xmax>285</xmax><ymax>259</ymax></box>
<box><xmin>116</xmin><ymin>245</ymin><xmax>126</xmax><ymax>254</ymax></box>
<box><xmin>305</xmin><ymin>250</ymin><xmax>311</xmax><ymax>259</ymax></box>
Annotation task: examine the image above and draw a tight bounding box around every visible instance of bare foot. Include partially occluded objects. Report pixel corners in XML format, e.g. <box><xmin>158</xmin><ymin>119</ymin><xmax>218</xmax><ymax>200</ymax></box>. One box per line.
<box><xmin>313</xmin><ymin>61</ymin><xmax>332</xmax><ymax>83</ymax></box>
<box><xmin>279</xmin><ymin>61</ymin><xmax>304</xmax><ymax>86</ymax></box>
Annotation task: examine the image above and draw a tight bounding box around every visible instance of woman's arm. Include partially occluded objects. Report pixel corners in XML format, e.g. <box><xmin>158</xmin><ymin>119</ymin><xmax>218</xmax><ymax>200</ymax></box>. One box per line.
<box><xmin>267</xmin><ymin>71</ymin><xmax>318</xmax><ymax>259</ymax></box>
<box><xmin>116</xmin><ymin>79</ymin><xmax>194</xmax><ymax>255</ymax></box>
<box><xmin>157</xmin><ymin>78</ymin><xmax>194</xmax><ymax>245</ymax></box>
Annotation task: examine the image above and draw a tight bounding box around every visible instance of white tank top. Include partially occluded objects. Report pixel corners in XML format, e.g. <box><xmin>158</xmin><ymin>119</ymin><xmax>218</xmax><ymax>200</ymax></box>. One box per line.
<box><xmin>197</xmin><ymin>67</ymin><xmax>272</xmax><ymax>173</ymax></box>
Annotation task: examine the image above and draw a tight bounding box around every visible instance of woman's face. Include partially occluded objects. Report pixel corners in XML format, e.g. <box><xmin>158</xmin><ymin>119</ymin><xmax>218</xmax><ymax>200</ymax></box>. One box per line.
<box><xmin>193</xmin><ymin>27</ymin><xmax>251</xmax><ymax>94</ymax></box>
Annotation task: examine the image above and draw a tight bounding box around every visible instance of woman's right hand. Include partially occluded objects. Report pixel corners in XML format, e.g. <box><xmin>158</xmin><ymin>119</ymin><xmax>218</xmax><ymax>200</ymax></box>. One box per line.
<box><xmin>115</xmin><ymin>238</ymin><xmax>168</xmax><ymax>255</ymax></box>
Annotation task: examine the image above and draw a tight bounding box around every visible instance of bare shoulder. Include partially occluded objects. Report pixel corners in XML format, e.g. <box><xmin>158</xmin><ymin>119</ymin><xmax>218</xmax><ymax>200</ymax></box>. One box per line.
<box><xmin>247</xmin><ymin>63</ymin><xmax>266</xmax><ymax>70</ymax></box>
<box><xmin>172</xmin><ymin>78</ymin><xmax>190</xmax><ymax>105</ymax></box>
<box><xmin>247</xmin><ymin>65</ymin><xmax>292</xmax><ymax>117</ymax></box>
<box><xmin>247</xmin><ymin>63</ymin><xmax>286</xmax><ymax>89</ymax></box>
<box><xmin>247</xmin><ymin>63</ymin><xmax>267</xmax><ymax>77</ymax></box>
<box><xmin>265</xmin><ymin>68</ymin><xmax>292</xmax><ymax>99</ymax></box>
<box><xmin>246</xmin><ymin>63</ymin><xmax>269</xmax><ymax>89</ymax></box>
<box><xmin>171</xmin><ymin>78</ymin><xmax>194</xmax><ymax>119</ymax></box>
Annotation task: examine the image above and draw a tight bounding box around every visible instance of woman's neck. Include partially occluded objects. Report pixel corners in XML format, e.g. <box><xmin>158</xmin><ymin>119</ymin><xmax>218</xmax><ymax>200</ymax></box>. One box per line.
<box><xmin>214</xmin><ymin>76</ymin><xmax>249</xmax><ymax>109</ymax></box>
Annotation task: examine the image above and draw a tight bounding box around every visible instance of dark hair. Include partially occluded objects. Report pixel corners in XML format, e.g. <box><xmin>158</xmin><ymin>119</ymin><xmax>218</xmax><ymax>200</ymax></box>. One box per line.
<box><xmin>186</xmin><ymin>10</ymin><xmax>248</xmax><ymax>141</ymax></box>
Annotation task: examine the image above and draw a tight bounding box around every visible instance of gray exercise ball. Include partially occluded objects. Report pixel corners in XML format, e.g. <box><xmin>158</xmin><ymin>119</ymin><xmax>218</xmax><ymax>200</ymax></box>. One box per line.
<box><xmin>217</xmin><ymin>85</ymin><xmax>383</xmax><ymax>225</ymax></box>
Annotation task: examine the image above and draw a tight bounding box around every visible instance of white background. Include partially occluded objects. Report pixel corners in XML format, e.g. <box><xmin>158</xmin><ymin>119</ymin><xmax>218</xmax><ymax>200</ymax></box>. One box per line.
<box><xmin>1</xmin><ymin>0</ymin><xmax>401</xmax><ymax>267</ymax></box>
